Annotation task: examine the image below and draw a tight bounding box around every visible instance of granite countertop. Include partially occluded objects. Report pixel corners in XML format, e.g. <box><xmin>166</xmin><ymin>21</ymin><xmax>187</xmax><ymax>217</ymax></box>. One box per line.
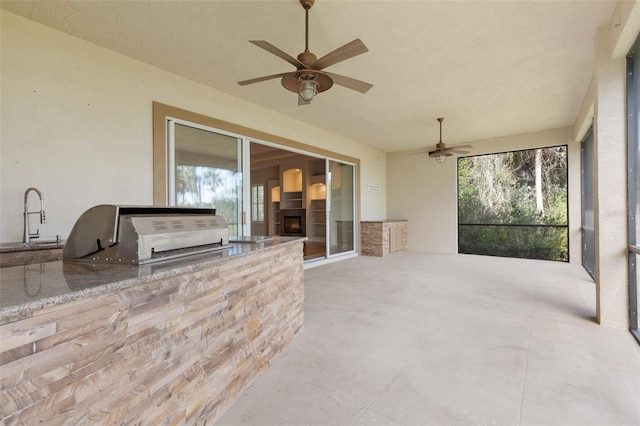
<box><xmin>0</xmin><ymin>236</ymin><xmax>305</xmax><ymax>323</ymax></box>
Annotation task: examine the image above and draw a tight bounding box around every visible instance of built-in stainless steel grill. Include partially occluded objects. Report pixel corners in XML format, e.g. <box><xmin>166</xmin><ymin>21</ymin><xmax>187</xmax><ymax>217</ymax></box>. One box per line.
<box><xmin>63</xmin><ymin>205</ymin><xmax>230</xmax><ymax>264</ymax></box>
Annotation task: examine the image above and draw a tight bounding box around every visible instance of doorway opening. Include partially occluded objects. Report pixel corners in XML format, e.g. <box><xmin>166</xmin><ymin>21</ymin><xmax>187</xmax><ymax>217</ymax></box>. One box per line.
<box><xmin>154</xmin><ymin>102</ymin><xmax>358</xmax><ymax>263</ymax></box>
<box><xmin>250</xmin><ymin>143</ymin><xmax>326</xmax><ymax>260</ymax></box>
<box><xmin>249</xmin><ymin>142</ymin><xmax>355</xmax><ymax>261</ymax></box>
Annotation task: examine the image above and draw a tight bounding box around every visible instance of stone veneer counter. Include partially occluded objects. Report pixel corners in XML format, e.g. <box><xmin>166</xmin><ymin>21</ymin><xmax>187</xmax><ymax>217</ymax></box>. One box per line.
<box><xmin>0</xmin><ymin>238</ymin><xmax>296</xmax><ymax>321</ymax></box>
<box><xmin>360</xmin><ymin>220</ymin><xmax>408</xmax><ymax>257</ymax></box>
<box><xmin>0</xmin><ymin>237</ymin><xmax>305</xmax><ymax>424</ymax></box>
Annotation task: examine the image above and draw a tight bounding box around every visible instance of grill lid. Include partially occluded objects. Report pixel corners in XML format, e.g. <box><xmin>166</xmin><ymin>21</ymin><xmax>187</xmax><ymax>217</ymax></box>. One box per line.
<box><xmin>63</xmin><ymin>205</ymin><xmax>230</xmax><ymax>264</ymax></box>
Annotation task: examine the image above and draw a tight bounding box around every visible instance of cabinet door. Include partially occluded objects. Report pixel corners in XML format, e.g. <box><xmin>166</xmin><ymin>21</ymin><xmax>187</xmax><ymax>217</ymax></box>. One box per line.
<box><xmin>389</xmin><ymin>226</ymin><xmax>398</xmax><ymax>253</ymax></box>
<box><xmin>396</xmin><ymin>225</ymin><xmax>405</xmax><ymax>251</ymax></box>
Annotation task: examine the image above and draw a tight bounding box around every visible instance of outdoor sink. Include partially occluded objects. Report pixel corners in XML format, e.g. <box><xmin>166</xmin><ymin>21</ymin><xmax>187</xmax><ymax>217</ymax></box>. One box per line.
<box><xmin>0</xmin><ymin>240</ymin><xmax>63</xmax><ymax>249</ymax></box>
<box><xmin>0</xmin><ymin>239</ymin><xmax>64</xmax><ymax>268</ymax></box>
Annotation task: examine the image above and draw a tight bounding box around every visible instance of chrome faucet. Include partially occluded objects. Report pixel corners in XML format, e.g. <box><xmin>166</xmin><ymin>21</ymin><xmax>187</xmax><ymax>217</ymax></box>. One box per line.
<box><xmin>23</xmin><ymin>187</ymin><xmax>45</xmax><ymax>244</ymax></box>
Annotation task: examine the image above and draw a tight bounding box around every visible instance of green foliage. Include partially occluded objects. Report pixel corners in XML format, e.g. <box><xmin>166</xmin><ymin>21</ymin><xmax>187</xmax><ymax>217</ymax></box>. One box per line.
<box><xmin>175</xmin><ymin>164</ymin><xmax>242</xmax><ymax>237</ymax></box>
<box><xmin>459</xmin><ymin>225</ymin><xmax>568</xmax><ymax>261</ymax></box>
<box><xmin>458</xmin><ymin>146</ymin><xmax>568</xmax><ymax>261</ymax></box>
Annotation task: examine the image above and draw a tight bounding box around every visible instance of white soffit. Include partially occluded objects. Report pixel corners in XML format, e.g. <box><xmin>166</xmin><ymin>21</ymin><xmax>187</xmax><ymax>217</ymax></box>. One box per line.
<box><xmin>1</xmin><ymin>1</ymin><xmax>617</xmax><ymax>152</ymax></box>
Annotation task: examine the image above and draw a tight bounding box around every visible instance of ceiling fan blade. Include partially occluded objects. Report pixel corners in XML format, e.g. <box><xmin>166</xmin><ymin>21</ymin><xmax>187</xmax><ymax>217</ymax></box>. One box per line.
<box><xmin>429</xmin><ymin>151</ymin><xmax>453</xmax><ymax>158</ymax></box>
<box><xmin>238</xmin><ymin>72</ymin><xmax>289</xmax><ymax>86</ymax></box>
<box><xmin>249</xmin><ymin>40</ymin><xmax>304</xmax><ymax>68</ymax></box>
<box><xmin>311</xmin><ymin>39</ymin><xmax>368</xmax><ymax>70</ymax></box>
<box><xmin>409</xmin><ymin>149</ymin><xmax>429</xmax><ymax>156</ymax></box>
<box><xmin>441</xmin><ymin>144</ymin><xmax>471</xmax><ymax>154</ymax></box>
<box><xmin>323</xmin><ymin>71</ymin><xmax>373</xmax><ymax>93</ymax></box>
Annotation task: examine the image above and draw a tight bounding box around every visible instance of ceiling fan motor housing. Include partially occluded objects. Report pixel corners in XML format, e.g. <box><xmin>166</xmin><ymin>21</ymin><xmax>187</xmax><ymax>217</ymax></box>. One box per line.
<box><xmin>297</xmin><ymin>51</ymin><xmax>317</xmax><ymax>66</ymax></box>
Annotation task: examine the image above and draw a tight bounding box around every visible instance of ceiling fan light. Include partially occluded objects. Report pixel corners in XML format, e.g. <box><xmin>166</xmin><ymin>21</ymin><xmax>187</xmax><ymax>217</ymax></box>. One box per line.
<box><xmin>298</xmin><ymin>77</ymin><xmax>318</xmax><ymax>102</ymax></box>
<box><xmin>436</xmin><ymin>153</ymin><xmax>446</xmax><ymax>163</ymax></box>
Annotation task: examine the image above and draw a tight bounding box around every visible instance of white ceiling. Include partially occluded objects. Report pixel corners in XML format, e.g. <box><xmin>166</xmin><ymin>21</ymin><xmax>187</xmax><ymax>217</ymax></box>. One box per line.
<box><xmin>1</xmin><ymin>0</ymin><xmax>617</xmax><ymax>153</ymax></box>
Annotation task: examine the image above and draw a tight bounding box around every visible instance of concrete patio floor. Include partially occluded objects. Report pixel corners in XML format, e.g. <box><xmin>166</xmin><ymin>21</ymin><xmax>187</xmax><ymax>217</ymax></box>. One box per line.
<box><xmin>218</xmin><ymin>252</ymin><xmax>640</xmax><ymax>425</ymax></box>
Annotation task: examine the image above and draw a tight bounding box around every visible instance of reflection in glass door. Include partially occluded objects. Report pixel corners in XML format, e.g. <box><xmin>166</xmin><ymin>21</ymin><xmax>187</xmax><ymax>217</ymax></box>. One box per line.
<box><xmin>327</xmin><ymin>160</ymin><xmax>356</xmax><ymax>256</ymax></box>
<box><xmin>168</xmin><ymin>121</ymin><xmax>244</xmax><ymax>237</ymax></box>
<box><xmin>581</xmin><ymin>127</ymin><xmax>595</xmax><ymax>279</ymax></box>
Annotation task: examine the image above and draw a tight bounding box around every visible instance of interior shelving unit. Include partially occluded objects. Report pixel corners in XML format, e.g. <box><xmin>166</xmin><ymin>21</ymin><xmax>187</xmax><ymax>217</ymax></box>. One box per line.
<box><xmin>267</xmin><ymin>164</ymin><xmax>328</xmax><ymax>253</ymax></box>
<box><xmin>268</xmin><ymin>180</ymin><xmax>280</xmax><ymax>235</ymax></box>
<box><xmin>307</xmin><ymin>173</ymin><xmax>327</xmax><ymax>243</ymax></box>
<box><xmin>281</xmin><ymin>168</ymin><xmax>304</xmax><ymax>209</ymax></box>
<box><xmin>281</xmin><ymin>191</ymin><xmax>303</xmax><ymax>209</ymax></box>
<box><xmin>309</xmin><ymin>199</ymin><xmax>326</xmax><ymax>241</ymax></box>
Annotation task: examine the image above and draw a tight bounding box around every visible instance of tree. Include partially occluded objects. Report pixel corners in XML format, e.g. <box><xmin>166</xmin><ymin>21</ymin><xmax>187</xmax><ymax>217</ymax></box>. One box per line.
<box><xmin>535</xmin><ymin>149</ymin><xmax>543</xmax><ymax>214</ymax></box>
<box><xmin>457</xmin><ymin>146</ymin><xmax>568</xmax><ymax>261</ymax></box>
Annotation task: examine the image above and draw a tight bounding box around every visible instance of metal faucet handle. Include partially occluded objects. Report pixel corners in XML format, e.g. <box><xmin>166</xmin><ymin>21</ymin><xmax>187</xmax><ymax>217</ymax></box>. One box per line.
<box><xmin>23</xmin><ymin>187</ymin><xmax>45</xmax><ymax>244</ymax></box>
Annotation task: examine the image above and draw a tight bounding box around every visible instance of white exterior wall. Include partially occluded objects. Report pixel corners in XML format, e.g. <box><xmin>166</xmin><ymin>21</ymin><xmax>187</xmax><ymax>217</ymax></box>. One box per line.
<box><xmin>0</xmin><ymin>11</ymin><xmax>387</xmax><ymax>242</ymax></box>
<box><xmin>387</xmin><ymin>128</ymin><xmax>578</xmax><ymax>259</ymax></box>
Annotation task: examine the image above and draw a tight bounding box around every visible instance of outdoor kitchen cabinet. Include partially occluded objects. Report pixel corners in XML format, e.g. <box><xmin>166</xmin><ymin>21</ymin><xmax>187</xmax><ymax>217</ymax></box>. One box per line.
<box><xmin>360</xmin><ymin>220</ymin><xmax>408</xmax><ymax>257</ymax></box>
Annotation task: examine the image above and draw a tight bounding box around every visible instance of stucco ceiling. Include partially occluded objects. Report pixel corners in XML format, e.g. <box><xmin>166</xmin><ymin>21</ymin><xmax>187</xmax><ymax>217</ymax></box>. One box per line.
<box><xmin>1</xmin><ymin>0</ymin><xmax>617</xmax><ymax>153</ymax></box>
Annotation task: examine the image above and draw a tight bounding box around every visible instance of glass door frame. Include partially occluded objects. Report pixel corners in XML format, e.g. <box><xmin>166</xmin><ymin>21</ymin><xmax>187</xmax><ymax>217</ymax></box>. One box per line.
<box><xmin>246</xmin><ymin>138</ymin><xmax>359</xmax><ymax>260</ymax></box>
<box><xmin>326</xmin><ymin>158</ymin><xmax>358</xmax><ymax>258</ymax></box>
<box><xmin>152</xmin><ymin>102</ymin><xmax>361</xmax><ymax>261</ymax></box>
<box><xmin>166</xmin><ymin>117</ymin><xmax>250</xmax><ymax>237</ymax></box>
<box><xmin>580</xmin><ymin>126</ymin><xmax>595</xmax><ymax>279</ymax></box>
<box><xmin>627</xmin><ymin>39</ymin><xmax>640</xmax><ymax>343</ymax></box>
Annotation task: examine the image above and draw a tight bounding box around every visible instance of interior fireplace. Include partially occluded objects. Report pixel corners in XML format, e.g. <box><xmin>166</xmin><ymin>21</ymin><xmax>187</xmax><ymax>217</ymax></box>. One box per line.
<box><xmin>281</xmin><ymin>209</ymin><xmax>306</xmax><ymax>236</ymax></box>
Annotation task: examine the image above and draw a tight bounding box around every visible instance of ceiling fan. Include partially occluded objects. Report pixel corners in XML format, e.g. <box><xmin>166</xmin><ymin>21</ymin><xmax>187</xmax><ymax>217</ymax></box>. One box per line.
<box><xmin>412</xmin><ymin>117</ymin><xmax>471</xmax><ymax>163</ymax></box>
<box><xmin>237</xmin><ymin>0</ymin><xmax>373</xmax><ymax>105</ymax></box>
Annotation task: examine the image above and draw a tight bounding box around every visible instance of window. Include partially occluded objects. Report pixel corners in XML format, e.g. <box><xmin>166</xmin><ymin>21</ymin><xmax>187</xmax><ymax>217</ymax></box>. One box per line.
<box><xmin>457</xmin><ymin>146</ymin><xmax>569</xmax><ymax>261</ymax></box>
<box><xmin>251</xmin><ymin>184</ymin><xmax>265</xmax><ymax>222</ymax></box>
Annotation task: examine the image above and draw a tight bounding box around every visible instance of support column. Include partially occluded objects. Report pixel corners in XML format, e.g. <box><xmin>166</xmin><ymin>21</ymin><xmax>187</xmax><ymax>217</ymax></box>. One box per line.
<box><xmin>593</xmin><ymin>25</ymin><xmax>629</xmax><ymax>328</ymax></box>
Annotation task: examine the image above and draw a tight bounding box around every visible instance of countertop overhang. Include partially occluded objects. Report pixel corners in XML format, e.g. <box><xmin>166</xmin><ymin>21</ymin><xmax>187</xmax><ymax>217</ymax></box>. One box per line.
<box><xmin>0</xmin><ymin>236</ymin><xmax>306</xmax><ymax>323</ymax></box>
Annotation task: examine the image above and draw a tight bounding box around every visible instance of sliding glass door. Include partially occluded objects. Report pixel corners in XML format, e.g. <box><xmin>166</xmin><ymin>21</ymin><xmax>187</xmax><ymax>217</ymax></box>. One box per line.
<box><xmin>327</xmin><ymin>160</ymin><xmax>356</xmax><ymax>256</ymax></box>
<box><xmin>627</xmin><ymin>41</ymin><xmax>640</xmax><ymax>342</ymax></box>
<box><xmin>161</xmin><ymin>113</ymin><xmax>359</xmax><ymax>259</ymax></box>
<box><xmin>167</xmin><ymin>120</ymin><xmax>245</xmax><ymax>237</ymax></box>
<box><xmin>581</xmin><ymin>127</ymin><xmax>595</xmax><ymax>279</ymax></box>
